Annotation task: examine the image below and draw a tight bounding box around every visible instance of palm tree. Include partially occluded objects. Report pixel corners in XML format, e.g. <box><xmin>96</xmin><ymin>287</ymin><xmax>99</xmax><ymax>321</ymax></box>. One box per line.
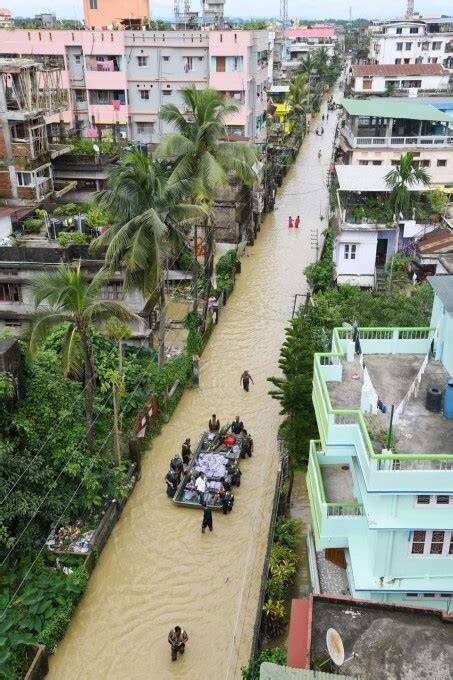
<box><xmin>288</xmin><ymin>74</ymin><xmax>309</xmax><ymax>131</ymax></box>
<box><xmin>157</xmin><ymin>85</ymin><xmax>257</xmax><ymax>319</ymax></box>
<box><xmin>93</xmin><ymin>149</ymin><xmax>205</xmax><ymax>365</ymax></box>
<box><xmin>385</xmin><ymin>152</ymin><xmax>431</xmax><ymax>217</ymax></box>
<box><xmin>28</xmin><ymin>264</ymin><xmax>132</xmax><ymax>452</ymax></box>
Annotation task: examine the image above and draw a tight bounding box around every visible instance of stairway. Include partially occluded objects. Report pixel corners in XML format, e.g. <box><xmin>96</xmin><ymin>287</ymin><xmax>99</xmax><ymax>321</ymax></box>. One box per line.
<box><xmin>375</xmin><ymin>268</ymin><xmax>388</xmax><ymax>292</ymax></box>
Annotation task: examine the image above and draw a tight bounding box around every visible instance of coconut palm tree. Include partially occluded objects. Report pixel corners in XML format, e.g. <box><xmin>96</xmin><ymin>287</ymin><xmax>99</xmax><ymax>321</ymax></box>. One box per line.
<box><xmin>288</xmin><ymin>73</ymin><xmax>309</xmax><ymax>131</ymax></box>
<box><xmin>93</xmin><ymin>149</ymin><xmax>206</xmax><ymax>365</ymax></box>
<box><xmin>157</xmin><ymin>85</ymin><xmax>257</xmax><ymax>319</ymax></box>
<box><xmin>385</xmin><ymin>152</ymin><xmax>431</xmax><ymax>217</ymax></box>
<box><xmin>28</xmin><ymin>264</ymin><xmax>132</xmax><ymax>452</ymax></box>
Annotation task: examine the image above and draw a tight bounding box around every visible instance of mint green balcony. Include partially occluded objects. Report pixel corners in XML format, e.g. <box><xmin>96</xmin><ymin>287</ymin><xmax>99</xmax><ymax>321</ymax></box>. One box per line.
<box><xmin>307</xmin><ymin>440</ymin><xmax>365</xmax><ymax>550</ymax></box>
<box><xmin>312</xmin><ymin>327</ymin><xmax>453</xmax><ymax>493</ymax></box>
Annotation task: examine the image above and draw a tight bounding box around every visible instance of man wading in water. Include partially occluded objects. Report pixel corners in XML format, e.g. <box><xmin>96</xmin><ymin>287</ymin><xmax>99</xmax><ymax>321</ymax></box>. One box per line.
<box><xmin>240</xmin><ymin>370</ymin><xmax>254</xmax><ymax>392</ymax></box>
<box><xmin>168</xmin><ymin>626</ymin><xmax>188</xmax><ymax>661</ymax></box>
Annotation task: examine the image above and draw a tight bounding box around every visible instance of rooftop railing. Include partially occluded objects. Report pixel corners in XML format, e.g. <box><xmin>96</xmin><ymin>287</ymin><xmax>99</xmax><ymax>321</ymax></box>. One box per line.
<box><xmin>314</xmin><ymin>327</ymin><xmax>453</xmax><ymax>467</ymax></box>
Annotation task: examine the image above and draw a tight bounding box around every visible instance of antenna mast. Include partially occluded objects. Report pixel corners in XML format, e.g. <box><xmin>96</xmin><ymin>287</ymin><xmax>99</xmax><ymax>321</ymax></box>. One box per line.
<box><xmin>406</xmin><ymin>0</ymin><xmax>414</xmax><ymax>18</ymax></box>
<box><xmin>280</xmin><ymin>0</ymin><xmax>288</xmax><ymax>30</ymax></box>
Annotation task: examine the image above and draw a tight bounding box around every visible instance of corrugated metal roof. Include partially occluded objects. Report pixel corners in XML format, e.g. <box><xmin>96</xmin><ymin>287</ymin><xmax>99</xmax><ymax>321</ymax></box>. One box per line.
<box><xmin>417</xmin><ymin>228</ymin><xmax>453</xmax><ymax>254</ymax></box>
<box><xmin>428</xmin><ymin>275</ymin><xmax>453</xmax><ymax>312</ymax></box>
<box><xmin>342</xmin><ymin>99</ymin><xmax>453</xmax><ymax>123</ymax></box>
<box><xmin>260</xmin><ymin>663</ymin><xmax>358</xmax><ymax>680</ymax></box>
<box><xmin>336</xmin><ymin>164</ymin><xmax>429</xmax><ymax>192</ymax></box>
<box><xmin>352</xmin><ymin>64</ymin><xmax>449</xmax><ymax>77</ymax></box>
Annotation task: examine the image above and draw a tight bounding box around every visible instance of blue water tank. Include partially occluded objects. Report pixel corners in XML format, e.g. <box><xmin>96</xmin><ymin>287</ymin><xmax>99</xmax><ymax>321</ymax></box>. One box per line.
<box><xmin>444</xmin><ymin>379</ymin><xmax>453</xmax><ymax>419</ymax></box>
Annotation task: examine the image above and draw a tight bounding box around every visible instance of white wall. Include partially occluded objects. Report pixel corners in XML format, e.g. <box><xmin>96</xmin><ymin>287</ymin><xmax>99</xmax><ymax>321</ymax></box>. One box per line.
<box><xmin>335</xmin><ymin>229</ymin><xmax>378</xmax><ymax>285</ymax></box>
<box><xmin>345</xmin><ymin>149</ymin><xmax>453</xmax><ymax>184</ymax></box>
<box><xmin>369</xmin><ymin>24</ymin><xmax>453</xmax><ymax>69</ymax></box>
<box><xmin>0</xmin><ymin>215</ymin><xmax>12</xmax><ymax>239</ymax></box>
<box><xmin>353</xmin><ymin>73</ymin><xmax>450</xmax><ymax>93</ymax></box>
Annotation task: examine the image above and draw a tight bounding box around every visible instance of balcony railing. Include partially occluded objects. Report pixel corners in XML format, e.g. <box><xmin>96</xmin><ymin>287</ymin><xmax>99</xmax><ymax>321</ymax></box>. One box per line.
<box><xmin>342</xmin><ymin>126</ymin><xmax>453</xmax><ymax>149</ymax></box>
<box><xmin>313</xmin><ymin>327</ymin><xmax>453</xmax><ymax>468</ymax></box>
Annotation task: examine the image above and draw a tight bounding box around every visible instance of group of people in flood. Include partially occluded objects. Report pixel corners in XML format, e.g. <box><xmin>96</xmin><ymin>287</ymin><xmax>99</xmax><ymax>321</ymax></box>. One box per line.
<box><xmin>288</xmin><ymin>216</ymin><xmax>301</xmax><ymax>229</ymax></box>
<box><xmin>165</xmin><ymin>373</ymin><xmax>255</xmax><ymax>661</ymax></box>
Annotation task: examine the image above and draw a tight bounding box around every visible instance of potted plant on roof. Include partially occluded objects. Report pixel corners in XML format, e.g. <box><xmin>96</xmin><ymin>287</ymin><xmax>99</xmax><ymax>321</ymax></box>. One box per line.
<box><xmin>428</xmin><ymin>188</ymin><xmax>448</xmax><ymax>223</ymax></box>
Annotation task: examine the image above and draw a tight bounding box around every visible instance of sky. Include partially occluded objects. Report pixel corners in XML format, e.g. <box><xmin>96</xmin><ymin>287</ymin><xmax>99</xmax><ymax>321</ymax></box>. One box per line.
<box><xmin>12</xmin><ymin>0</ymin><xmax>453</xmax><ymax>20</ymax></box>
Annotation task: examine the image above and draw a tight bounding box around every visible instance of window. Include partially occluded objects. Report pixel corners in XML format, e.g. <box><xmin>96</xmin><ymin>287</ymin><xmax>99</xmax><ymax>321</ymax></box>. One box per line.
<box><xmin>101</xmin><ymin>282</ymin><xmax>123</xmax><ymax>300</ymax></box>
<box><xmin>4</xmin><ymin>318</ymin><xmax>22</xmax><ymax>327</ymax></box>
<box><xmin>396</xmin><ymin>42</ymin><xmax>403</xmax><ymax>51</ymax></box>
<box><xmin>396</xmin><ymin>27</ymin><xmax>403</xmax><ymax>34</ymax></box>
<box><xmin>415</xmin><ymin>56</ymin><xmax>423</xmax><ymax>64</ymax></box>
<box><xmin>137</xmin><ymin>56</ymin><xmax>147</xmax><ymax>67</ymax></box>
<box><xmin>163</xmin><ymin>56</ymin><xmax>170</xmax><ymax>61</ymax></box>
<box><xmin>89</xmin><ymin>0</ymin><xmax>97</xmax><ymax>8</ymax></box>
<box><xmin>416</xmin><ymin>495</ymin><xmax>453</xmax><ymax>505</ymax></box>
<box><xmin>344</xmin><ymin>244</ymin><xmax>356</xmax><ymax>260</ymax></box>
<box><xmin>136</xmin><ymin>122</ymin><xmax>153</xmax><ymax>135</ymax></box>
<box><xmin>372</xmin><ymin>160</ymin><xmax>382</xmax><ymax>166</ymax></box>
<box><xmin>184</xmin><ymin>56</ymin><xmax>194</xmax><ymax>72</ymax></box>
<box><xmin>410</xmin><ymin>530</ymin><xmax>453</xmax><ymax>557</ymax></box>
<box><xmin>0</xmin><ymin>283</ymin><xmax>20</xmax><ymax>302</ymax></box>
<box><xmin>437</xmin><ymin>159</ymin><xmax>447</xmax><ymax>167</ymax></box>
<box><xmin>395</xmin><ymin>58</ymin><xmax>402</xmax><ymax>64</ymax></box>
<box><xmin>432</xmin><ymin>41</ymin><xmax>442</xmax><ymax>50</ymax></box>
<box><xmin>75</xmin><ymin>89</ymin><xmax>87</xmax><ymax>102</ymax></box>
<box><xmin>359</xmin><ymin>160</ymin><xmax>369</xmax><ymax>166</ymax></box>
<box><xmin>429</xmin><ymin>57</ymin><xmax>438</xmax><ymax>63</ymax></box>
<box><xmin>405</xmin><ymin>593</ymin><xmax>452</xmax><ymax>599</ymax></box>
<box><xmin>74</xmin><ymin>55</ymin><xmax>81</xmax><ymax>64</ymax></box>
<box><xmin>16</xmin><ymin>172</ymin><xmax>32</xmax><ymax>186</ymax></box>
<box><xmin>140</xmin><ymin>90</ymin><xmax>150</xmax><ymax>100</ymax></box>
<box><xmin>232</xmin><ymin>56</ymin><xmax>243</xmax><ymax>72</ymax></box>
<box><xmin>404</xmin><ymin>58</ymin><xmax>410</xmax><ymax>64</ymax></box>
<box><xmin>402</xmin><ymin>79</ymin><xmax>422</xmax><ymax>87</ymax></box>
<box><xmin>410</xmin><ymin>27</ymin><xmax>419</xmax><ymax>34</ymax></box>
<box><xmin>391</xmin><ymin>160</ymin><xmax>400</xmax><ymax>166</ymax></box>
<box><xmin>405</xmin><ymin>42</ymin><xmax>412</xmax><ymax>50</ymax></box>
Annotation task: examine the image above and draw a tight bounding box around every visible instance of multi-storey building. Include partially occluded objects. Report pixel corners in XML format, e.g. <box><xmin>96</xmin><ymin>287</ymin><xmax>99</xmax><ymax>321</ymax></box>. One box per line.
<box><xmin>285</xmin><ymin>26</ymin><xmax>338</xmax><ymax>61</ymax></box>
<box><xmin>209</xmin><ymin>30</ymin><xmax>269</xmax><ymax>142</ymax></box>
<box><xmin>369</xmin><ymin>17</ymin><xmax>453</xmax><ymax>72</ymax></box>
<box><xmin>125</xmin><ymin>30</ymin><xmax>209</xmax><ymax>145</ymax></box>
<box><xmin>0</xmin><ymin>28</ymin><xmax>270</xmax><ymax>144</ymax></box>
<box><xmin>0</xmin><ymin>59</ymin><xmax>74</xmax><ymax>207</ymax></box>
<box><xmin>0</xmin><ymin>8</ymin><xmax>13</xmax><ymax>29</ymax></box>
<box><xmin>338</xmin><ymin>99</ymin><xmax>453</xmax><ymax>184</ymax></box>
<box><xmin>307</xmin><ymin>276</ymin><xmax>453</xmax><ymax>611</ymax></box>
<box><xmin>332</xmin><ymin>164</ymin><xmax>437</xmax><ymax>288</ymax></box>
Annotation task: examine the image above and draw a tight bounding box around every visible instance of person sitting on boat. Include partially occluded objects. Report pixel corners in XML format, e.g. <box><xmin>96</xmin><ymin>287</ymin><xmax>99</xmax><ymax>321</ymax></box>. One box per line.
<box><xmin>168</xmin><ymin>626</ymin><xmax>188</xmax><ymax>661</ymax></box>
<box><xmin>231</xmin><ymin>415</ymin><xmax>244</xmax><ymax>435</ymax></box>
<box><xmin>181</xmin><ymin>438</ymin><xmax>192</xmax><ymax>466</ymax></box>
<box><xmin>209</xmin><ymin>413</ymin><xmax>220</xmax><ymax>433</ymax></box>
<box><xmin>222</xmin><ymin>491</ymin><xmax>235</xmax><ymax>515</ymax></box>
<box><xmin>165</xmin><ymin>469</ymin><xmax>179</xmax><ymax>498</ymax></box>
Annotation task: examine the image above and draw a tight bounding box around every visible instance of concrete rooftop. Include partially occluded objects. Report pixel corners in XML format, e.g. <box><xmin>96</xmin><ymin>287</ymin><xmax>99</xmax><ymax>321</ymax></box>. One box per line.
<box><xmin>320</xmin><ymin>464</ymin><xmax>356</xmax><ymax>503</ymax></box>
<box><xmin>327</xmin><ymin>355</ymin><xmax>453</xmax><ymax>455</ymax></box>
<box><xmin>310</xmin><ymin>597</ymin><xmax>453</xmax><ymax>680</ymax></box>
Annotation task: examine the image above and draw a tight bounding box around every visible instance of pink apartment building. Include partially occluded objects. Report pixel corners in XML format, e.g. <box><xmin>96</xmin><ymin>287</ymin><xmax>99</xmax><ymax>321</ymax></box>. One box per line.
<box><xmin>0</xmin><ymin>28</ymin><xmax>270</xmax><ymax>144</ymax></box>
<box><xmin>209</xmin><ymin>30</ymin><xmax>269</xmax><ymax>143</ymax></box>
<box><xmin>0</xmin><ymin>30</ymin><xmax>128</xmax><ymax>137</ymax></box>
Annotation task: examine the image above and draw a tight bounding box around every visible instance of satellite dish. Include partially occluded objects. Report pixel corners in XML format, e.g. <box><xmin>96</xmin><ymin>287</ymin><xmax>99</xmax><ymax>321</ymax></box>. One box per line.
<box><xmin>326</xmin><ymin>628</ymin><xmax>345</xmax><ymax>666</ymax></box>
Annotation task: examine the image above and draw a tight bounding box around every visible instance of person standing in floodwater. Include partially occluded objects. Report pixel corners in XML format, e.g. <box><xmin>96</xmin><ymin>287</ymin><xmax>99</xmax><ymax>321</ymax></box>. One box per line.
<box><xmin>288</xmin><ymin>216</ymin><xmax>294</xmax><ymax>228</ymax></box>
<box><xmin>295</xmin><ymin>216</ymin><xmax>300</xmax><ymax>229</ymax></box>
<box><xmin>240</xmin><ymin>370</ymin><xmax>254</xmax><ymax>392</ymax></box>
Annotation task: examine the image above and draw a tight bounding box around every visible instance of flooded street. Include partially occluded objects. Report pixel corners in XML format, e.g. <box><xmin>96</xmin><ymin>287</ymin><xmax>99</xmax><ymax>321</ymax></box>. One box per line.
<box><xmin>46</xmin><ymin>103</ymin><xmax>339</xmax><ymax>680</ymax></box>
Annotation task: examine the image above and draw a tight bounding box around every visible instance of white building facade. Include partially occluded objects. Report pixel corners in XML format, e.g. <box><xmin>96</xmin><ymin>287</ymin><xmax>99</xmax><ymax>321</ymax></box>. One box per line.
<box><xmin>351</xmin><ymin>64</ymin><xmax>451</xmax><ymax>95</ymax></box>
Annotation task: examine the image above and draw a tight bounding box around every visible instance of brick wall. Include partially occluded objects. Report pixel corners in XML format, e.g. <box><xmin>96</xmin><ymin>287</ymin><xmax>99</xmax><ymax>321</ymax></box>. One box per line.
<box><xmin>0</xmin><ymin>171</ymin><xmax>12</xmax><ymax>198</ymax></box>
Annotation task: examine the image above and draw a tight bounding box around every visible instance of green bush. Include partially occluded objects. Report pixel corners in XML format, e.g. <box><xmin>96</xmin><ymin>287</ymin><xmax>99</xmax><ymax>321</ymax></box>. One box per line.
<box><xmin>57</xmin><ymin>232</ymin><xmax>88</xmax><ymax>248</ymax></box>
<box><xmin>304</xmin><ymin>228</ymin><xmax>334</xmax><ymax>293</ymax></box>
<box><xmin>53</xmin><ymin>204</ymin><xmax>79</xmax><ymax>218</ymax></box>
<box><xmin>241</xmin><ymin>647</ymin><xmax>287</xmax><ymax>680</ymax></box>
<box><xmin>84</xmin><ymin>204</ymin><xmax>111</xmax><ymax>230</ymax></box>
<box><xmin>274</xmin><ymin>518</ymin><xmax>300</xmax><ymax>550</ymax></box>
<box><xmin>22</xmin><ymin>218</ymin><xmax>44</xmax><ymax>234</ymax></box>
<box><xmin>215</xmin><ymin>249</ymin><xmax>237</xmax><ymax>296</ymax></box>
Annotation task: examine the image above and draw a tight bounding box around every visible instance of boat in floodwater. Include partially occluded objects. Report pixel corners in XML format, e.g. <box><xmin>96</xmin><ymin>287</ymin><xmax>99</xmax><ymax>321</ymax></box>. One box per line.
<box><xmin>173</xmin><ymin>426</ymin><xmax>246</xmax><ymax>510</ymax></box>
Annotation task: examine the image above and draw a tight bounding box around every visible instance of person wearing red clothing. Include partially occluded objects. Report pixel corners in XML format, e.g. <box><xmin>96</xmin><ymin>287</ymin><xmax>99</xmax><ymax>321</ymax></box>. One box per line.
<box><xmin>288</xmin><ymin>216</ymin><xmax>294</xmax><ymax>228</ymax></box>
<box><xmin>295</xmin><ymin>216</ymin><xmax>300</xmax><ymax>228</ymax></box>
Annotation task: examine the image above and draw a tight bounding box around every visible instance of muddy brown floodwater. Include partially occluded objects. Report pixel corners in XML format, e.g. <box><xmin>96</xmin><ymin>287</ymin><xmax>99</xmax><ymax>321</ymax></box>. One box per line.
<box><xmin>46</xmin><ymin>101</ymin><xmax>339</xmax><ymax>680</ymax></box>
